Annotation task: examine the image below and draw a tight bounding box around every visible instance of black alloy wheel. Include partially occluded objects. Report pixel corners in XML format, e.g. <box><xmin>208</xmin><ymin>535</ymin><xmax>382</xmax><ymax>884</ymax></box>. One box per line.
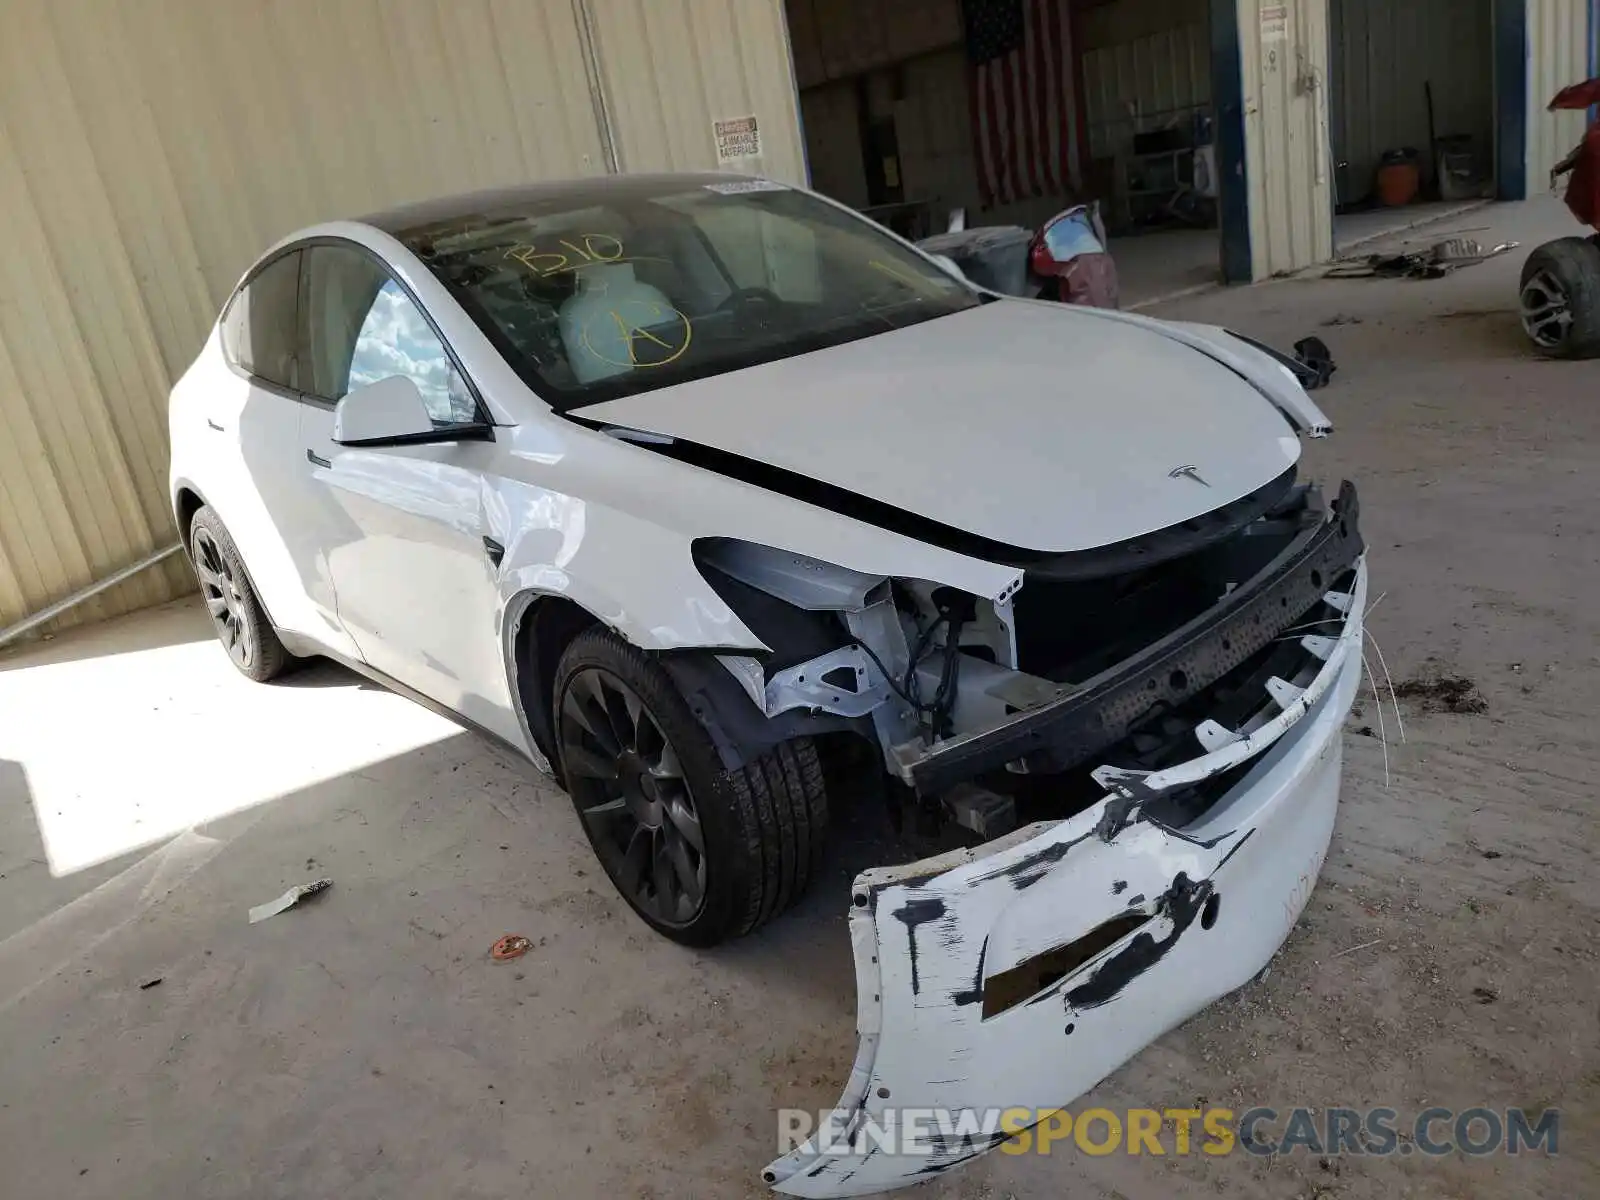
<box><xmin>559</xmin><ymin>666</ymin><xmax>707</xmax><ymax>927</ymax></box>
<box><xmin>552</xmin><ymin>626</ymin><xmax>831</xmax><ymax>946</ymax></box>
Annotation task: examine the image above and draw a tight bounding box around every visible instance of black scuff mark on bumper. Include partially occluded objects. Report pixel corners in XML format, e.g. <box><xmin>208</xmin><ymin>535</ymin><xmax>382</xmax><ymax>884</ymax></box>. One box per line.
<box><xmin>950</xmin><ymin>935</ymin><xmax>988</xmax><ymax>1008</ymax></box>
<box><xmin>1213</xmin><ymin>827</ymin><xmax>1256</xmax><ymax>873</ymax></box>
<box><xmin>1065</xmin><ymin>872</ymin><xmax>1214</xmax><ymax>1011</ymax></box>
<box><xmin>891</xmin><ymin>897</ymin><xmax>948</xmax><ymax>996</ymax></box>
<box><xmin>970</xmin><ymin>826</ymin><xmax>1098</xmax><ymax>891</ymax></box>
<box><xmin>913</xmin><ymin>1132</ymin><xmax>1013</xmax><ymax>1175</ymax></box>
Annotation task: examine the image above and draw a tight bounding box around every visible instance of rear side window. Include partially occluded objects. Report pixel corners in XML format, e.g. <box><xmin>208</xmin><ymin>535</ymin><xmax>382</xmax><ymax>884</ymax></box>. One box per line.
<box><xmin>220</xmin><ymin>250</ymin><xmax>302</xmax><ymax>390</ymax></box>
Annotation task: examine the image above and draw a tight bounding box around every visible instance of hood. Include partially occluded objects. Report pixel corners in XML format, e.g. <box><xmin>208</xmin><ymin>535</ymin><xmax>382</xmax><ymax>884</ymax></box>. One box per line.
<box><xmin>579</xmin><ymin>301</ymin><xmax>1303</xmax><ymax>555</ymax></box>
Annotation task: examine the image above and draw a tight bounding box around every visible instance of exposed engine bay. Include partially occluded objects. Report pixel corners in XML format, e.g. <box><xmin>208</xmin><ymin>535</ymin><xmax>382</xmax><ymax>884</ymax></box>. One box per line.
<box><xmin>688</xmin><ymin>472</ymin><xmax>1364</xmax><ymax>848</ymax></box>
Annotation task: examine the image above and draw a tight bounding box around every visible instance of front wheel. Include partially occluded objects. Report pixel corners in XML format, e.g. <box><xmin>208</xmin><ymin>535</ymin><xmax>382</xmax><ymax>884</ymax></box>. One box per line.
<box><xmin>1520</xmin><ymin>237</ymin><xmax>1600</xmax><ymax>359</ymax></box>
<box><xmin>553</xmin><ymin>628</ymin><xmax>829</xmax><ymax>946</ymax></box>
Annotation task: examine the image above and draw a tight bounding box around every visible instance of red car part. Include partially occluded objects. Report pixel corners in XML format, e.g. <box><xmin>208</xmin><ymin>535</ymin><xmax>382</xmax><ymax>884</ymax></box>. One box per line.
<box><xmin>1548</xmin><ymin>77</ymin><xmax>1600</xmax><ymax>230</ymax></box>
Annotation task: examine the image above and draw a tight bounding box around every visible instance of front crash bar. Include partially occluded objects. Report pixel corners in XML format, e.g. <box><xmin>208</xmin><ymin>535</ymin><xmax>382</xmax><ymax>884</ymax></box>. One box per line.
<box><xmin>898</xmin><ymin>481</ymin><xmax>1364</xmax><ymax>796</ymax></box>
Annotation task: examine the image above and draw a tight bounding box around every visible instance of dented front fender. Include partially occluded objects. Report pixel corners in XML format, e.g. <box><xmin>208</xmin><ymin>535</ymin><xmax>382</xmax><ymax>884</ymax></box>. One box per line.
<box><xmin>764</xmin><ymin>564</ymin><xmax>1366</xmax><ymax>1196</ymax></box>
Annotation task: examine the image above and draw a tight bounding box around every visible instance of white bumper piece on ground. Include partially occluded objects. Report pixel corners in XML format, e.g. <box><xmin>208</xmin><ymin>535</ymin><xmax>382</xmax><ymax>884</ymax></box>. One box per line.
<box><xmin>764</xmin><ymin>563</ymin><xmax>1368</xmax><ymax>1196</ymax></box>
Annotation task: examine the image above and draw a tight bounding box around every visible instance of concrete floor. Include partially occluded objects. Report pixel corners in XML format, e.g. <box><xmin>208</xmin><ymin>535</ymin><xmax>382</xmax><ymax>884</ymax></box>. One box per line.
<box><xmin>1110</xmin><ymin>226</ymin><xmax>1220</xmax><ymax>308</ymax></box>
<box><xmin>1106</xmin><ymin>200</ymin><xmax>1499</xmax><ymax>310</ymax></box>
<box><xmin>3</xmin><ymin>196</ymin><xmax>1597</xmax><ymax>1199</ymax></box>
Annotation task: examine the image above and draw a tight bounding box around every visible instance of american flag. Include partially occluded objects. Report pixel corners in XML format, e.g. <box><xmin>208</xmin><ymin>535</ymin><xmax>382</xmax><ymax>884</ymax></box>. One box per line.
<box><xmin>963</xmin><ymin>0</ymin><xmax>1085</xmax><ymax>208</ymax></box>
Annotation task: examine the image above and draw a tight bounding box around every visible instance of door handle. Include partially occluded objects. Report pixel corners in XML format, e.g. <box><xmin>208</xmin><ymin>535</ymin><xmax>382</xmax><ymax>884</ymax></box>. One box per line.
<box><xmin>307</xmin><ymin>449</ymin><xmax>331</xmax><ymax>468</ymax></box>
<box><xmin>482</xmin><ymin>536</ymin><xmax>505</xmax><ymax>568</ymax></box>
<box><xmin>206</xmin><ymin>419</ymin><xmax>226</xmax><ymax>432</ymax></box>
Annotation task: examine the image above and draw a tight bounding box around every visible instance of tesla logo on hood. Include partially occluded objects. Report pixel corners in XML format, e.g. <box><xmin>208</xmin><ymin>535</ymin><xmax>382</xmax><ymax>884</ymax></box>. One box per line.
<box><xmin>1169</xmin><ymin>464</ymin><xmax>1211</xmax><ymax>488</ymax></box>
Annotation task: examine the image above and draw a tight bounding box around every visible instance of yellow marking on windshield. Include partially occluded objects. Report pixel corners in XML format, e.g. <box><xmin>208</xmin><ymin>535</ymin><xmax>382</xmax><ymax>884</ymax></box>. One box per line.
<box><xmin>505</xmin><ymin>233</ymin><xmax>626</xmax><ymax>277</ymax></box>
<box><xmin>580</xmin><ymin>300</ymin><xmax>693</xmax><ymax>369</ymax></box>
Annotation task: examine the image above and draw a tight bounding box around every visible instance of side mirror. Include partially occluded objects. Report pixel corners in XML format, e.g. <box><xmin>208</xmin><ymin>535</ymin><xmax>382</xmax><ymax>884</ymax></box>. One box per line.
<box><xmin>334</xmin><ymin>376</ymin><xmax>433</xmax><ymax>446</ymax></box>
<box><xmin>332</xmin><ymin>375</ymin><xmax>497</xmax><ymax>448</ymax></box>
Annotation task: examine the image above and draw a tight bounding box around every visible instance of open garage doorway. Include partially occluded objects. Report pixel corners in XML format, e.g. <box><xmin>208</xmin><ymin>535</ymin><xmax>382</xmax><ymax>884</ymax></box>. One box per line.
<box><xmin>1328</xmin><ymin>0</ymin><xmax>1499</xmax><ymax>252</ymax></box>
<box><xmin>783</xmin><ymin>0</ymin><xmax>1225</xmax><ymax>308</ymax></box>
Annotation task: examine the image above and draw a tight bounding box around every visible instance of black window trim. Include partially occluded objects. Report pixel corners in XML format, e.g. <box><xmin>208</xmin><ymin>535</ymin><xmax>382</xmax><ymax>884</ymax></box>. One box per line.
<box><xmin>221</xmin><ymin>236</ymin><xmax>498</xmax><ymax>436</ymax></box>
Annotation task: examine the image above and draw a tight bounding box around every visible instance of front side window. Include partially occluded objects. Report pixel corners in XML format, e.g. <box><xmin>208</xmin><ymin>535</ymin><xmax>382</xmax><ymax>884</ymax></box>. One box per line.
<box><xmin>220</xmin><ymin>249</ymin><xmax>302</xmax><ymax>390</ymax></box>
<box><xmin>395</xmin><ymin>179</ymin><xmax>978</xmax><ymax>410</ymax></box>
<box><xmin>301</xmin><ymin>245</ymin><xmax>477</xmax><ymax>426</ymax></box>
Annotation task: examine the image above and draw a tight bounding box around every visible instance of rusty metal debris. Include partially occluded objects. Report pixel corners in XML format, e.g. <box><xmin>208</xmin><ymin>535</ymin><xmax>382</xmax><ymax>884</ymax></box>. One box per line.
<box><xmin>1326</xmin><ymin>238</ymin><xmax>1519</xmax><ymax>280</ymax></box>
<box><xmin>489</xmin><ymin>934</ymin><xmax>533</xmax><ymax>961</ymax></box>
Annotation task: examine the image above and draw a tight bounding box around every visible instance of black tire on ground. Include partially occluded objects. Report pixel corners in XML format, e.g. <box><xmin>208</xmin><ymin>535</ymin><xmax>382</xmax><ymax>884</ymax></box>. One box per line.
<box><xmin>553</xmin><ymin>626</ymin><xmax>829</xmax><ymax>947</ymax></box>
<box><xmin>189</xmin><ymin>505</ymin><xmax>292</xmax><ymax>683</ymax></box>
<box><xmin>1519</xmin><ymin>237</ymin><xmax>1600</xmax><ymax>359</ymax></box>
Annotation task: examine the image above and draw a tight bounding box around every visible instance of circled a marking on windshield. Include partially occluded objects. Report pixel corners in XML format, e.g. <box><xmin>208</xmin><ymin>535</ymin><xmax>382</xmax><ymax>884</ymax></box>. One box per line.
<box><xmin>581</xmin><ymin>300</ymin><xmax>694</xmax><ymax>369</ymax></box>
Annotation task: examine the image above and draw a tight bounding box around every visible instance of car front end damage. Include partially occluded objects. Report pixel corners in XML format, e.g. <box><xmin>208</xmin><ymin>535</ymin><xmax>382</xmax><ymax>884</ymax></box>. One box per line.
<box><xmin>684</xmin><ymin>473</ymin><xmax>1366</xmax><ymax>1195</ymax></box>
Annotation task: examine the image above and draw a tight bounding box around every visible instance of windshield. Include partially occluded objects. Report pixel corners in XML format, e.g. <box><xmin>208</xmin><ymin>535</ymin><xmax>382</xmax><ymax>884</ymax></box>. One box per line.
<box><xmin>395</xmin><ymin>179</ymin><xmax>979</xmax><ymax>409</ymax></box>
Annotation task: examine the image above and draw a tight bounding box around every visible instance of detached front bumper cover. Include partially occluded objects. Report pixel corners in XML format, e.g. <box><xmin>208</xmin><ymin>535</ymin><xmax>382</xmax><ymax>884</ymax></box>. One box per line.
<box><xmin>765</xmin><ymin>497</ymin><xmax>1368</xmax><ymax>1198</ymax></box>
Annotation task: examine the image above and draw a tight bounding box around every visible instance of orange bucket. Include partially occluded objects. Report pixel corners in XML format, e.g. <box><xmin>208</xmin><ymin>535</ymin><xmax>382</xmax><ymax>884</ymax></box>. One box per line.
<box><xmin>1376</xmin><ymin>152</ymin><xmax>1420</xmax><ymax>207</ymax></box>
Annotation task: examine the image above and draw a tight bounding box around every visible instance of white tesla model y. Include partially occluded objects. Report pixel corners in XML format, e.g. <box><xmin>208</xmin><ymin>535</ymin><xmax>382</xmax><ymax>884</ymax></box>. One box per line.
<box><xmin>170</xmin><ymin>175</ymin><xmax>1366</xmax><ymax>1195</ymax></box>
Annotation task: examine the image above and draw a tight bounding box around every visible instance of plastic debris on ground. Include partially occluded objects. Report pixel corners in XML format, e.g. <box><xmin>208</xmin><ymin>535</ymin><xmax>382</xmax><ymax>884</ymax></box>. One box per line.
<box><xmin>248</xmin><ymin>878</ymin><xmax>333</xmax><ymax>924</ymax></box>
<box><xmin>1293</xmin><ymin>336</ymin><xmax>1338</xmax><ymax>389</ymax></box>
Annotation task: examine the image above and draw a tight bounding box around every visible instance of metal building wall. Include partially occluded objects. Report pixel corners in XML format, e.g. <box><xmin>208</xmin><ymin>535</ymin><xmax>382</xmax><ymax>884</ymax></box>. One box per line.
<box><xmin>588</xmin><ymin>0</ymin><xmax>806</xmax><ymax>182</ymax></box>
<box><xmin>1526</xmin><ymin>0</ymin><xmax>1593</xmax><ymax>188</ymax></box>
<box><xmin>0</xmin><ymin>0</ymin><xmax>805</xmax><ymax>637</ymax></box>
<box><xmin>1236</xmin><ymin>0</ymin><xmax>1334</xmax><ymax>279</ymax></box>
<box><xmin>1329</xmin><ymin>0</ymin><xmax>1495</xmax><ymax>204</ymax></box>
<box><xmin>786</xmin><ymin>0</ymin><xmax>968</xmax><ymax>216</ymax></box>
<box><xmin>1080</xmin><ymin>0</ymin><xmax>1212</xmax><ymax>163</ymax></box>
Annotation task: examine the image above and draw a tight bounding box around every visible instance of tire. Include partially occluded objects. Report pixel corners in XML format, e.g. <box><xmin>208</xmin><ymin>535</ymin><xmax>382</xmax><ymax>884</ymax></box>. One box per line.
<box><xmin>553</xmin><ymin>627</ymin><xmax>829</xmax><ymax>947</ymax></box>
<box><xmin>189</xmin><ymin>505</ymin><xmax>292</xmax><ymax>682</ymax></box>
<box><xmin>1519</xmin><ymin>237</ymin><xmax>1600</xmax><ymax>359</ymax></box>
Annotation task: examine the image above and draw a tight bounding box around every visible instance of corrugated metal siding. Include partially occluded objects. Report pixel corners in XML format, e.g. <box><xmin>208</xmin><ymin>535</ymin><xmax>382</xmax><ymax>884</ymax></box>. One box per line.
<box><xmin>785</xmin><ymin>0</ymin><xmax>965</xmax><ymax>89</ymax></box>
<box><xmin>0</xmin><ymin>0</ymin><xmax>808</xmax><ymax>637</ymax></box>
<box><xmin>1328</xmin><ymin>0</ymin><xmax>1494</xmax><ymax>205</ymax></box>
<box><xmin>1080</xmin><ymin>0</ymin><xmax>1212</xmax><ymax>162</ymax></box>
<box><xmin>1239</xmin><ymin>0</ymin><xmax>1334</xmax><ymax>278</ymax></box>
<box><xmin>799</xmin><ymin>80</ymin><xmax>871</xmax><ymax>206</ymax></box>
<box><xmin>893</xmin><ymin>50</ymin><xmax>984</xmax><ymax>219</ymax></box>
<box><xmin>1527</xmin><ymin>0</ymin><xmax>1593</xmax><ymax>187</ymax></box>
<box><xmin>588</xmin><ymin>0</ymin><xmax>806</xmax><ymax>182</ymax></box>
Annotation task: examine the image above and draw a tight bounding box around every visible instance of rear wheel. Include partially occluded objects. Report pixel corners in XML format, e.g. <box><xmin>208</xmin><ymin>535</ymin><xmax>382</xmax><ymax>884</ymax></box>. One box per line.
<box><xmin>1520</xmin><ymin>237</ymin><xmax>1600</xmax><ymax>359</ymax></box>
<box><xmin>189</xmin><ymin>506</ymin><xmax>291</xmax><ymax>682</ymax></box>
<box><xmin>553</xmin><ymin>627</ymin><xmax>829</xmax><ymax>946</ymax></box>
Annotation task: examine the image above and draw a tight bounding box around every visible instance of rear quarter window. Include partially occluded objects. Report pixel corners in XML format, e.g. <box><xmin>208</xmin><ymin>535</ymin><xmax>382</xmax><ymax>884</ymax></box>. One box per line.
<box><xmin>220</xmin><ymin>249</ymin><xmax>302</xmax><ymax>390</ymax></box>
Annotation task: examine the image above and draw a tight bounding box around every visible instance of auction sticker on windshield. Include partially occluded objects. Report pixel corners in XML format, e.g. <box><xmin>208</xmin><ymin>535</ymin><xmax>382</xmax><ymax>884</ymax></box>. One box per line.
<box><xmin>704</xmin><ymin>179</ymin><xmax>788</xmax><ymax>194</ymax></box>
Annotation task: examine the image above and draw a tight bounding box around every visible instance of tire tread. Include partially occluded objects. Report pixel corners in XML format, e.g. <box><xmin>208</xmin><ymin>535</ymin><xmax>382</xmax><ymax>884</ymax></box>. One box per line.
<box><xmin>1521</xmin><ymin>237</ymin><xmax>1600</xmax><ymax>359</ymax></box>
<box><xmin>189</xmin><ymin>506</ymin><xmax>291</xmax><ymax>682</ymax></box>
<box><xmin>553</xmin><ymin>627</ymin><xmax>830</xmax><ymax>945</ymax></box>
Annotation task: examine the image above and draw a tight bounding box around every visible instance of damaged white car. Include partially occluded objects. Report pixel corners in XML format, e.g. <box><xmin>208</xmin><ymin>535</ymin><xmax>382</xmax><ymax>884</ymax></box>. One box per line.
<box><xmin>169</xmin><ymin>175</ymin><xmax>1366</xmax><ymax>1195</ymax></box>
